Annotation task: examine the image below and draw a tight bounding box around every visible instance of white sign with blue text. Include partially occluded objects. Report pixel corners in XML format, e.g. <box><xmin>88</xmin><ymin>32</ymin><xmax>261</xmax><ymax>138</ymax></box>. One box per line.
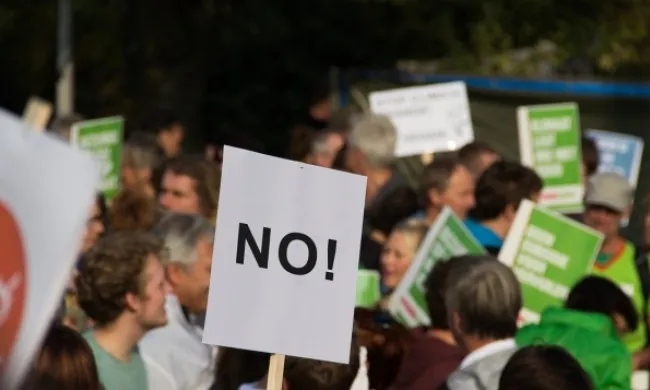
<box><xmin>203</xmin><ymin>146</ymin><xmax>367</xmax><ymax>364</ymax></box>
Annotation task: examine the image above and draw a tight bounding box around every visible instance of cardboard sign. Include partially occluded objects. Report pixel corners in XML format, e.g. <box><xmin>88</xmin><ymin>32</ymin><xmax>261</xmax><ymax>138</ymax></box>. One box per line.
<box><xmin>586</xmin><ymin>129</ymin><xmax>644</xmax><ymax>187</ymax></box>
<box><xmin>499</xmin><ymin>200</ymin><xmax>603</xmax><ymax>325</ymax></box>
<box><xmin>0</xmin><ymin>108</ymin><xmax>100</xmax><ymax>390</ymax></box>
<box><xmin>203</xmin><ymin>146</ymin><xmax>366</xmax><ymax>364</ymax></box>
<box><xmin>21</xmin><ymin>97</ymin><xmax>53</xmax><ymax>132</ymax></box>
<box><xmin>517</xmin><ymin>103</ymin><xmax>583</xmax><ymax>214</ymax></box>
<box><xmin>387</xmin><ymin>208</ymin><xmax>484</xmax><ymax>327</ymax></box>
<box><xmin>71</xmin><ymin>116</ymin><xmax>124</xmax><ymax>201</ymax></box>
<box><xmin>370</xmin><ymin>82</ymin><xmax>474</xmax><ymax>157</ymax></box>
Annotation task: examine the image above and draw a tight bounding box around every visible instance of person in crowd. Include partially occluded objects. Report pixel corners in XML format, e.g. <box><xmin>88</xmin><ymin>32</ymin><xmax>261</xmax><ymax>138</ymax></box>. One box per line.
<box><xmin>238</xmin><ymin>334</ymin><xmax>362</xmax><ymax>390</ymax></box>
<box><xmin>457</xmin><ymin>141</ymin><xmax>500</xmax><ymax>179</ymax></box>
<box><xmin>110</xmin><ymin>189</ymin><xmax>161</xmax><ymax>232</ymax></box>
<box><xmin>581</xmin><ymin>135</ymin><xmax>600</xmax><ymax>187</ymax></box>
<box><xmin>355</xmin><ymin>309</ymin><xmax>410</xmax><ymax>390</ymax></box>
<box><xmin>75</xmin><ymin>232</ymin><xmax>169</xmax><ymax>390</ymax></box>
<box><xmin>643</xmin><ymin>194</ymin><xmax>650</xmax><ymax>251</ymax></box>
<box><xmin>361</xmin><ymin>188</ymin><xmax>420</xmax><ymax>271</ymax></box>
<box><xmin>305</xmin><ymin>130</ymin><xmax>345</xmax><ymax>168</ymax></box>
<box><xmin>582</xmin><ymin>172</ymin><xmax>650</xmax><ymax>367</ymax></box>
<box><xmin>158</xmin><ymin>155</ymin><xmax>221</xmax><ymax>221</ymax></box>
<box><xmin>380</xmin><ymin>219</ymin><xmax>429</xmax><ymax>300</ymax></box>
<box><xmin>122</xmin><ymin>135</ymin><xmax>161</xmax><ymax>198</ymax></box>
<box><xmin>465</xmin><ymin>160</ymin><xmax>543</xmax><ymax>254</ymax></box>
<box><xmin>140</xmin><ymin>213</ymin><xmax>217</xmax><ymax>390</ymax></box>
<box><xmin>516</xmin><ymin>276</ymin><xmax>636</xmax><ymax>389</ymax></box>
<box><xmin>440</xmin><ymin>255</ymin><xmax>521</xmax><ymax>390</ymax></box>
<box><xmin>390</xmin><ymin>259</ymin><xmax>465</xmax><ymax>390</ymax></box>
<box><xmin>140</xmin><ymin>108</ymin><xmax>185</xmax><ymax>159</ymax></box>
<box><xmin>413</xmin><ymin>155</ymin><xmax>475</xmax><ymax>224</ymax></box>
<box><xmin>211</xmin><ymin>348</ymin><xmax>270</xmax><ymax>390</ymax></box>
<box><xmin>347</xmin><ymin>115</ymin><xmax>411</xmax><ymax>224</ymax></box>
<box><xmin>63</xmin><ymin>194</ymin><xmax>107</xmax><ymax>331</ymax></box>
<box><xmin>19</xmin><ymin>323</ymin><xmax>102</xmax><ymax>390</ymax></box>
<box><xmin>498</xmin><ymin>346</ymin><xmax>594</xmax><ymax>390</ymax></box>
<box><xmin>49</xmin><ymin>113</ymin><xmax>84</xmax><ymax>142</ymax></box>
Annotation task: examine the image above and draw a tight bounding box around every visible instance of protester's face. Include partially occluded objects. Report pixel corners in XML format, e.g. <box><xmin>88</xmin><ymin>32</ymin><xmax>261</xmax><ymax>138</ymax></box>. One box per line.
<box><xmin>170</xmin><ymin>237</ymin><xmax>213</xmax><ymax>313</ymax></box>
<box><xmin>159</xmin><ymin>124</ymin><xmax>184</xmax><ymax>158</ymax></box>
<box><xmin>159</xmin><ymin>171</ymin><xmax>201</xmax><ymax>215</ymax></box>
<box><xmin>583</xmin><ymin>205</ymin><xmax>622</xmax><ymax>239</ymax></box>
<box><xmin>134</xmin><ymin>255</ymin><xmax>168</xmax><ymax>330</ymax></box>
<box><xmin>381</xmin><ymin>232</ymin><xmax>416</xmax><ymax>289</ymax></box>
<box><xmin>441</xmin><ymin>166</ymin><xmax>475</xmax><ymax>220</ymax></box>
<box><xmin>82</xmin><ymin>202</ymin><xmax>104</xmax><ymax>254</ymax></box>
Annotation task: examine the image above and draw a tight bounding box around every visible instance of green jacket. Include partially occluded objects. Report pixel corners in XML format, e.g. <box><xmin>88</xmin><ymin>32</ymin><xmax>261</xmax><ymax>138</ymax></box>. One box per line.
<box><xmin>516</xmin><ymin>307</ymin><xmax>631</xmax><ymax>390</ymax></box>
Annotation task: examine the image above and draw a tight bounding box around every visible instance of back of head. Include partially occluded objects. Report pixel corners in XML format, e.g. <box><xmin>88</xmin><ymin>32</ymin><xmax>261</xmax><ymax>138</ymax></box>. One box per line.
<box><xmin>110</xmin><ymin>189</ymin><xmax>158</xmax><ymax>232</ymax></box>
<box><xmin>499</xmin><ymin>345</ymin><xmax>594</xmax><ymax>390</ymax></box>
<box><xmin>469</xmin><ymin>160</ymin><xmax>542</xmax><ymax>221</ymax></box>
<box><xmin>213</xmin><ymin>347</ymin><xmax>270</xmax><ymax>390</ymax></box>
<box><xmin>445</xmin><ymin>255</ymin><xmax>521</xmax><ymax>341</ymax></box>
<box><xmin>284</xmin><ymin>334</ymin><xmax>360</xmax><ymax>390</ymax></box>
<box><xmin>458</xmin><ymin>141</ymin><xmax>499</xmax><ymax>177</ymax></box>
<box><xmin>152</xmin><ymin>212</ymin><xmax>214</xmax><ymax>267</ymax></box>
<box><xmin>581</xmin><ymin>136</ymin><xmax>600</xmax><ymax>178</ymax></box>
<box><xmin>418</xmin><ymin>154</ymin><xmax>462</xmax><ymax>207</ymax></box>
<box><xmin>20</xmin><ymin>324</ymin><xmax>101</xmax><ymax>390</ymax></box>
<box><xmin>348</xmin><ymin>114</ymin><xmax>397</xmax><ymax>169</ymax></box>
<box><xmin>425</xmin><ymin>258</ymin><xmax>456</xmax><ymax>330</ymax></box>
<box><xmin>164</xmin><ymin>155</ymin><xmax>221</xmax><ymax>219</ymax></box>
<box><xmin>566</xmin><ymin>275</ymin><xmax>638</xmax><ymax>333</ymax></box>
<box><xmin>76</xmin><ymin>231</ymin><xmax>166</xmax><ymax>326</ymax></box>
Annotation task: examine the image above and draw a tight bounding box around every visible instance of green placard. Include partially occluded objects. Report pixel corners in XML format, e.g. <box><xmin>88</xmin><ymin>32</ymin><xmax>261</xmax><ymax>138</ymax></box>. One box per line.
<box><xmin>356</xmin><ymin>270</ymin><xmax>381</xmax><ymax>308</ymax></box>
<box><xmin>517</xmin><ymin>103</ymin><xmax>583</xmax><ymax>214</ymax></box>
<box><xmin>499</xmin><ymin>200</ymin><xmax>603</xmax><ymax>324</ymax></box>
<box><xmin>388</xmin><ymin>208</ymin><xmax>485</xmax><ymax>327</ymax></box>
<box><xmin>71</xmin><ymin>116</ymin><xmax>124</xmax><ymax>201</ymax></box>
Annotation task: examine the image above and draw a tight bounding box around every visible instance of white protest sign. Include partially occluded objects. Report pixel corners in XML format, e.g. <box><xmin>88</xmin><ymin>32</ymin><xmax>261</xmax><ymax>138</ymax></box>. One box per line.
<box><xmin>369</xmin><ymin>82</ymin><xmax>473</xmax><ymax>157</ymax></box>
<box><xmin>0</xmin><ymin>108</ymin><xmax>100</xmax><ymax>390</ymax></box>
<box><xmin>203</xmin><ymin>146</ymin><xmax>366</xmax><ymax>364</ymax></box>
<box><xmin>21</xmin><ymin>97</ymin><xmax>53</xmax><ymax>132</ymax></box>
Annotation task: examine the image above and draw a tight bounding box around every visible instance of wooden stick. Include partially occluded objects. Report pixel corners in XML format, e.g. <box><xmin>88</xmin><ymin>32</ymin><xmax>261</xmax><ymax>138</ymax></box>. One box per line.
<box><xmin>266</xmin><ymin>354</ymin><xmax>286</xmax><ymax>390</ymax></box>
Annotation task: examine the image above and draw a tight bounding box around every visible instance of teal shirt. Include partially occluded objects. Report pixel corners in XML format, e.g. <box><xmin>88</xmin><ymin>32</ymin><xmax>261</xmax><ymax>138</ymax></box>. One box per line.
<box><xmin>84</xmin><ymin>331</ymin><xmax>149</xmax><ymax>390</ymax></box>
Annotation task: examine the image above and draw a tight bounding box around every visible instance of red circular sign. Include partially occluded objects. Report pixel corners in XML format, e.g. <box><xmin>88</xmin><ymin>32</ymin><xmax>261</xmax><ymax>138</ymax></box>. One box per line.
<box><xmin>0</xmin><ymin>202</ymin><xmax>26</xmax><ymax>370</ymax></box>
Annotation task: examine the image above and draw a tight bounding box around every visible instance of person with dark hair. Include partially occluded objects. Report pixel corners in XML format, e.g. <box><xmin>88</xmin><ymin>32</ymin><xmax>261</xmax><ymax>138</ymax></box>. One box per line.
<box><xmin>581</xmin><ymin>135</ymin><xmax>600</xmax><ymax>184</ymax></box>
<box><xmin>76</xmin><ymin>232</ymin><xmax>169</xmax><ymax>390</ymax></box>
<box><xmin>159</xmin><ymin>155</ymin><xmax>221</xmax><ymax>221</ymax></box>
<box><xmin>414</xmin><ymin>155</ymin><xmax>475</xmax><ymax>225</ymax></box>
<box><xmin>441</xmin><ymin>255</ymin><xmax>521</xmax><ymax>390</ymax></box>
<box><xmin>360</xmin><ymin>187</ymin><xmax>419</xmax><ymax>271</ymax></box>
<box><xmin>211</xmin><ymin>348</ymin><xmax>270</xmax><ymax>390</ymax></box>
<box><xmin>110</xmin><ymin>189</ymin><xmax>160</xmax><ymax>232</ymax></box>
<box><xmin>499</xmin><ymin>346</ymin><xmax>594</xmax><ymax>390</ymax></box>
<box><xmin>457</xmin><ymin>141</ymin><xmax>501</xmax><ymax>179</ymax></box>
<box><xmin>19</xmin><ymin>324</ymin><xmax>102</xmax><ymax>390</ymax></box>
<box><xmin>516</xmin><ymin>276</ymin><xmax>636</xmax><ymax>389</ymax></box>
<box><xmin>140</xmin><ymin>108</ymin><xmax>184</xmax><ymax>159</ymax></box>
<box><xmin>390</xmin><ymin>260</ymin><xmax>465</xmax><ymax>390</ymax></box>
<box><xmin>466</xmin><ymin>160</ymin><xmax>543</xmax><ymax>254</ymax></box>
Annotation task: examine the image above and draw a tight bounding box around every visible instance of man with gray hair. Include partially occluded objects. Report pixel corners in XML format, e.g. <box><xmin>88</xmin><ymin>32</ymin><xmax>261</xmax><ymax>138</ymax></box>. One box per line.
<box><xmin>140</xmin><ymin>212</ymin><xmax>217</xmax><ymax>390</ymax></box>
<box><xmin>347</xmin><ymin>115</ymin><xmax>414</xmax><ymax>232</ymax></box>
<box><xmin>440</xmin><ymin>255</ymin><xmax>521</xmax><ymax>390</ymax></box>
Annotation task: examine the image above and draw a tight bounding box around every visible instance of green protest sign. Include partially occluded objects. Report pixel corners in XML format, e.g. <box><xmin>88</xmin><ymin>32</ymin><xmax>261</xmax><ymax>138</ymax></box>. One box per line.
<box><xmin>499</xmin><ymin>200</ymin><xmax>603</xmax><ymax>324</ymax></box>
<box><xmin>71</xmin><ymin>116</ymin><xmax>124</xmax><ymax>201</ymax></box>
<box><xmin>356</xmin><ymin>270</ymin><xmax>381</xmax><ymax>308</ymax></box>
<box><xmin>387</xmin><ymin>208</ymin><xmax>484</xmax><ymax>327</ymax></box>
<box><xmin>517</xmin><ymin>103</ymin><xmax>583</xmax><ymax>213</ymax></box>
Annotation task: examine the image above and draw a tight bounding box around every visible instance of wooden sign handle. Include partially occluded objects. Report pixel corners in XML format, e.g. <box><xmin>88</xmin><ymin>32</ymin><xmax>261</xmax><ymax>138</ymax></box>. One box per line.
<box><xmin>266</xmin><ymin>354</ymin><xmax>286</xmax><ymax>390</ymax></box>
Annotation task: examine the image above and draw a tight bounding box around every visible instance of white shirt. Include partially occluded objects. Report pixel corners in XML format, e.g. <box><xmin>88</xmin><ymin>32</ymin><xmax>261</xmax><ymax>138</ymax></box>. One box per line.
<box><xmin>140</xmin><ymin>295</ymin><xmax>218</xmax><ymax>390</ymax></box>
<box><xmin>459</xmin><ymin>339</ymin><xmax>516</xmax><ymax>370</ymax></box>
